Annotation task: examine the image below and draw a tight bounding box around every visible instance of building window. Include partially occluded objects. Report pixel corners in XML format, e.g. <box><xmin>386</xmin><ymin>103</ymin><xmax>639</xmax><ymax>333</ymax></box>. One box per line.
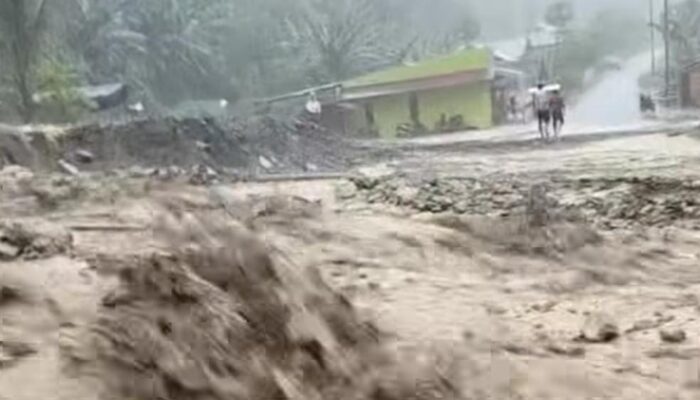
<box><xmin>409</xmin><ymin>93</ymin><xmax>419</xmax><ymax>123</ymax></box>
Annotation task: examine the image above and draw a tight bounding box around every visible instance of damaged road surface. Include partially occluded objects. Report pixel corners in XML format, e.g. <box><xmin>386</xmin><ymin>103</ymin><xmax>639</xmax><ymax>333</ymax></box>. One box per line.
<box><xmin>3</xmin><ymin>117</ymin><xmax>700</xmax><ymax>399</ymax></box>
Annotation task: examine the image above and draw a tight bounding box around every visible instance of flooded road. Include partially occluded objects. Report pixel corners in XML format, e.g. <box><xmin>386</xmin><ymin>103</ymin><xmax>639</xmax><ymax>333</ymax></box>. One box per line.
<box><xmin>571</xmin><ymin>53</ymin><xmax>651</xmax><ymax>128</ymax></box>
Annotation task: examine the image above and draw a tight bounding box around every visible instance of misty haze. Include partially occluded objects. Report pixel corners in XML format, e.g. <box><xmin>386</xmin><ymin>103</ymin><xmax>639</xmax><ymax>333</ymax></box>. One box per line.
<box><xmin>2</xmin><ymin>1</ymin><xmax>700</xmax><ymax>400</ymax></box>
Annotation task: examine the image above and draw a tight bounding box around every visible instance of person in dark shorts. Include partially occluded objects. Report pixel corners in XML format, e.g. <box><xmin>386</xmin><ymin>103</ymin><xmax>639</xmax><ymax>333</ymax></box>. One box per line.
<box><xmin>549</xmin><ymin>89</ymin><xmax>565</xmax><ymax>140</ymax></box>
<box><xmin>532</xmin><ymin>83</ymin><xmax>551</xmax><ymax>141</ymax></box>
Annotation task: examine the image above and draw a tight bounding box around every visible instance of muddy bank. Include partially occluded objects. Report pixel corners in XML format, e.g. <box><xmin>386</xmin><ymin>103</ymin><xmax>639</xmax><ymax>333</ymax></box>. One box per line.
<box><xmin>0</xmin><ymin>116</ymin><xmax>351</xmax><ymax>175</ymax></box>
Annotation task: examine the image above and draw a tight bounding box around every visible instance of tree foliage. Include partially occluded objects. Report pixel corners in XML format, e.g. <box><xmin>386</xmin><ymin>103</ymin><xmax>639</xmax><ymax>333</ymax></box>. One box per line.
<box><xmin>35</xmin><ymin>58</ymin><xmax>87</xmax><ymax>122</ymax></box>
<box><xmin>0</xmin><ymin>0</ymin><xmax>483</xmax><ymax>121</ymax></box>
<box><xmin>0</xmin><ymin>0</ymin><xmax>52</xmax><ymax>122</ymax></box>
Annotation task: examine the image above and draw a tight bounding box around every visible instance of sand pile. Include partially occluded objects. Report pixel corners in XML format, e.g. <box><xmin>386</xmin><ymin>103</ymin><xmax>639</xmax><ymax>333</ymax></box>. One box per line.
<box><xmin>85</xmin><ymin>208</ymin><xmax>459</xmax><ymax>400</ymax></box>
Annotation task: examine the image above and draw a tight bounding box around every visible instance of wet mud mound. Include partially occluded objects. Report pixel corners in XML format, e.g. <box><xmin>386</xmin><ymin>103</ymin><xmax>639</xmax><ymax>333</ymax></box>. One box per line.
<box><xmin>89</xmin><ymin>210</ymin><xmax>459</xmax><ymax>400</ymax></box>
<box><xmin>0</xmin><ymin>116</ymin><xmax>350</xmax><ymax>174</ymax></box>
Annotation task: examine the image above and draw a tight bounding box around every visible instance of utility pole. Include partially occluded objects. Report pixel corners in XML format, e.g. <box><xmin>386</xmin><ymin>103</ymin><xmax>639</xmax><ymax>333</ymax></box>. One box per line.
<box><xmin>664</xmin><ymin>0</ymin><xmax>670</xmax><ymax>98</ymax></box>
<box><xmin>650</xmin><ymin>0</ymin><xmax>656</xmax><ymax>75</ymax></box>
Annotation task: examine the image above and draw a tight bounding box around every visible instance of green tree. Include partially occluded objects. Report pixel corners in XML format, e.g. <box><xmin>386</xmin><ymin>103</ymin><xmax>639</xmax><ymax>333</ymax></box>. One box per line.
<box><xmin>62</xmin><ymin>0</ymin><xmax>236</xmax><ymax>108</ymax></box>
<box><xmin>286</xmin><ymin>0</ymin><xmax>392</xmax><ymax>83</ymax></box>
<box><xmin>0</xmin><ymin>0</ymin><xmax>51</xmax><ymax>122</ymax></box>
<box><xmin>35</xmin><ymin>59</ymin><xmax>87</xmax><ymax>123</ymax></box>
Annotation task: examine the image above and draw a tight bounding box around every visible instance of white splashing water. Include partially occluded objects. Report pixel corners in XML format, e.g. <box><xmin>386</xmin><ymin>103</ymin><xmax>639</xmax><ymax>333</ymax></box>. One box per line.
<box><xmin>571</xmin><ymin>53</ymin><xmax>651</xmax><ymax>129</ymax></box>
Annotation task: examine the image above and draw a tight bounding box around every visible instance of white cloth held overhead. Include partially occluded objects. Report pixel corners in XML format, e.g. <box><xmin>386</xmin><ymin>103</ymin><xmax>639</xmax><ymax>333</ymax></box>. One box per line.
<box><xmin>305</xmin><ymin>99</ymin><xmax>321</xmax><ymax>115</ymax></box>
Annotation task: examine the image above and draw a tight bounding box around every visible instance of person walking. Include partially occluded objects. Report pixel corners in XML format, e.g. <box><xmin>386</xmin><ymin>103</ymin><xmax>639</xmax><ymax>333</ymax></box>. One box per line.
<box><xmin>549</xmin><ymin>89</ymin><xmax>565</xmax><ymax>140</ymax></box>
<box><xmin>532</xmin><ymin>83</ymin><xmax>551</xmax><ymax>141</ymax></box>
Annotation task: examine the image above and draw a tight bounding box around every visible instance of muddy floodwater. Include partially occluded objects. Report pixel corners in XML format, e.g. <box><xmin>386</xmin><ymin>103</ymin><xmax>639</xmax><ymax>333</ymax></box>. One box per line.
<box><xmin>2</xmin><ymin>112</ymin><xmax>700</xmax><ymax>400</ymax></box>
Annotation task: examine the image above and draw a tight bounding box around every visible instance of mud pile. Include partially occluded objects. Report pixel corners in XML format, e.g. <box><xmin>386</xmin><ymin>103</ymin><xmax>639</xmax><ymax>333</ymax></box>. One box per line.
<box><xmin>346</xmin><ymin>174</ymin><xmax>700</xmax><ymax>228</ymax></box>
<box><xmin>82</xmin><ymin>209</ymin><xmax>459</xmax><ymax>400</ymax></box>
<box><xmin>0</xmin><ymin>116</ymin><xmax>350</xmax><ymax>175</ymax></box>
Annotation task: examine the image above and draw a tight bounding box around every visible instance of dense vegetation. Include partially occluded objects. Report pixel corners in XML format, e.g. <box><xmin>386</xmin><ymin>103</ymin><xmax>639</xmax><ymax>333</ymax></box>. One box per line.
<box><xmin>0</xmin><ymin>0</ymin><xmax>485</xmax><ymax>122</ymax></box>
<box><xmin>0</xmin><ymin>0</ymin><xmax>654</xmax><ymax>123</ymax></box>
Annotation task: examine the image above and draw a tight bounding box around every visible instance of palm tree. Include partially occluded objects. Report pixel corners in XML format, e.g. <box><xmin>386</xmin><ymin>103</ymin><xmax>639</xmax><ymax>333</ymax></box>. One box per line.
<box><xmin>65</xmin><ymin>0</ymin><xmax>235</xmax><ymax>107</ymax></box>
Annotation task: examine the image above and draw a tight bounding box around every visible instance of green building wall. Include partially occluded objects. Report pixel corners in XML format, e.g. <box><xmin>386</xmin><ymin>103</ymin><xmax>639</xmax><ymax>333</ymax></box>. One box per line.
<box><xmin>348</xmin><ymin>81</ymin><xmax>493</xmax><ymax>139</ymax></box>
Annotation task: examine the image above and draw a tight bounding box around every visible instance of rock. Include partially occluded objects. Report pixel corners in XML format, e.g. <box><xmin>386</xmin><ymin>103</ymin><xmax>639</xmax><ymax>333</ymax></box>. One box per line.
<box><xmin>259</xmin><ymin>155</ymin><xmax>273</xmax><ymax>170</ymax></box>
<box><xmin>531</xmin><ymin>300</ymin><xmax>557</xmax><ymax>313</ymax></box>
<box><xmin>335</xmin><ymin>181</ymin><xmax>358</xmax><ymax>200</ymax></box>
<box><xmin>127</xmin><ymin>166</ymin><xmax>154</xmax><ymax>178</ymax></box>
<box><xmin>453</xmin><ymin>200</ymin><xmax>470</xmax><ymax>214</ymax></box>
<box><xmin>195</xmin><ymin>140</ymin><xmax>211</xmax><ymax>153</ymax></box>
<box><xmin>545</xmin><ymin>343</ymin><xmax>586</xmax><ymax>357</ymax></box>
<box><xmin>579</xmin><ymin>312</ymin><xmax>619</xmax><ymax>343</ymax></box>
<box><xmin>395</xmin><ymin>186</ymin><xmax>419</xmax><ymax>205</ymax></box>
<box><xmin>660</xmin><ymin>329</ymin><xmax>687</xmax><ymax>343</ymax></box>
<box><xmin>74</xmin><ymin>149</ymin><xmax>94</xmax><ymax>164</ymax></box>
<box><xmin>57</xmin><ymin>159</ymin><xmax>80</xmax><ymax>176</ymax></box>
<box><xmin>305</xmin><ymin>163</ymin><xmax>319</xmax><ymax>172</ymax></box>
<box><xmin>0</xmin><ymin>242</ymin><xmax>19</xmax><ymax>261</ymax></box>
<box><xmin>189</xmin><ymin>164</ymin><xmax>219</xmax><ymax>186</ymax></box>
<box><xmin>352</xmin><ymin>176</ymin><xmax>379</xmax><ymax>190</ymax></box>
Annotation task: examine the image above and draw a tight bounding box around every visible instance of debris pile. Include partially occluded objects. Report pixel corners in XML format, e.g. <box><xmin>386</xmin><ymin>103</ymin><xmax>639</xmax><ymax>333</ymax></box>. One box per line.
<box><xmin>348</xmin><ymin>175</ymin><xmax>543</xmax><ymax>216</ymax></box>
<box><xmin>563</xmin><ymin>177</ymin><xmax>700</xmax><ymax>228</ymax></box>
<box><xmin>346</xmin><ymin>174</ymin><xmax>700</xmax><ymax>228</ymax></box>
<box><xmin>0</xmin><ymin>116</ymin><xmax>351</xmax><ymax>176</ymax></box>
<box><xmin>230</xmin><ymin>116</ymin><xmax>349</xmax><ymax>174</ymax></box>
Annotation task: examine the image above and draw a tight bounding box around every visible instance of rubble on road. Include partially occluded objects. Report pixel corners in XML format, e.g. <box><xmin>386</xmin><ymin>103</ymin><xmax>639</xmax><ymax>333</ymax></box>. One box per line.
<box><xmin>344</xmin><ymin>174</ymin><xmax>700</xmax><ymax>229</ymax></box>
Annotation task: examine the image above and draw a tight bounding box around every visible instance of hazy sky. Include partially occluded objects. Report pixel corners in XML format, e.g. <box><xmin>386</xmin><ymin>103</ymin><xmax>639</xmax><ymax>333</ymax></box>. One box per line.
<box><xmin>472</xmin><ymin>0</ymin><xmax>649</xmax><ymax>39</ymax></box>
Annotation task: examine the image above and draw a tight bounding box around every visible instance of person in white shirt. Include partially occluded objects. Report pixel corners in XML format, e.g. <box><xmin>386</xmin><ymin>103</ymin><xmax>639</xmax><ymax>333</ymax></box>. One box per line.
<box><xmin>532</xmin><ymin>83</ymin><xmax>551</xmax><ymax>141</ymax></box>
